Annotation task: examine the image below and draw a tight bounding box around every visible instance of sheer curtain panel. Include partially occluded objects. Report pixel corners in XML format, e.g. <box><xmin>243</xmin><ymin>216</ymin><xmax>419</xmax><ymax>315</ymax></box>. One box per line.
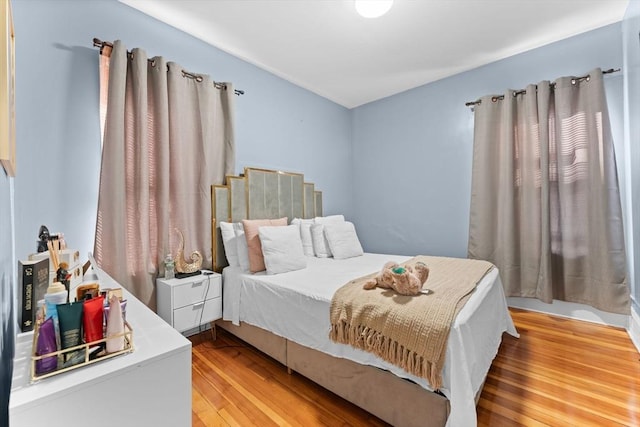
<box><xmin>95</xmin><ymin>41</ymin><xmax>235</xmax><ymax>309</ymax></box>
<box><xmin>468</xmin><ymin>68</ymin><xmax>629</xmax><ymax>314</ymax></box>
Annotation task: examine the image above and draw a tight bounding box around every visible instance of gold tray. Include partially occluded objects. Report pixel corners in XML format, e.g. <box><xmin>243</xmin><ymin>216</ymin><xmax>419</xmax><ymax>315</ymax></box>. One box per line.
<box><xmin>30</xmin><ymin>320</ymin><xmax>134</xmax><ymax>382</ymax></box>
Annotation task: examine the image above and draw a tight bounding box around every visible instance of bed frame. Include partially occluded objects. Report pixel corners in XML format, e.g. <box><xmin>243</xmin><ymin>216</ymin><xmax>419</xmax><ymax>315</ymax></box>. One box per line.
<box><xmin>211</xmin><ymin>167</ymin><xmax>450</xmax><ymax>427</ymax></box>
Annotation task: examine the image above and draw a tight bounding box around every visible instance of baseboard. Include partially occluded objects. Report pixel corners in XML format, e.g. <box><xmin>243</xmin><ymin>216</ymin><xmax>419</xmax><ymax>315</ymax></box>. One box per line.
<box><xmin>180</xmin><ymin>322</ymin><xmax>213</xmax><ymax>338</ymax></box>
<box><xmin>507</xmin><ymin>297</ymin><xmax>628</xmax><ymax>328</ymax></box>
<box><xmin>628</xmin><ymin>305</ymin><xmax>640</xmax><ymax>354</ymax></box>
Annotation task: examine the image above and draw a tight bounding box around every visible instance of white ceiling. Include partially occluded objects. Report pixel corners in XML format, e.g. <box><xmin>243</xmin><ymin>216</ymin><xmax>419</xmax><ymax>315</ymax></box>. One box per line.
<box><xmin>120</xmin><ymin>0</ymin><xmax>629</xmax><ymax>109</ymax></box>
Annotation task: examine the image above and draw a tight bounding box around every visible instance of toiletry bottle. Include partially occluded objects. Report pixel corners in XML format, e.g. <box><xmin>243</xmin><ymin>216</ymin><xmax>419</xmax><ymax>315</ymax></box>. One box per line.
<box><xmin>104</xmin><ymin>299</ymin><xmax>127</xmax><ymax>326</ymax></box>
<box><xmin>57</xmin><ymin>301</ymin><xmax>84</xmax><ymax>364</ymax></box>
<box><xmin>106</xmin><ymin>294</ymin><xmax>125</xmax><ymax>353</ymax></box>
<box><xmin>83</xmin><ymin>295</ymin><xmax>105</xmax><ymax>344</ymax></box>
<box><xmin>164</xmin><ymin>254</ymin><xmax>175</xmax><ymax>279</ymax></box>
<box><xmin>44</xmin><ymin>281</ymin><xmax>68</xmax><ymax>325</ymax></box>
<box><xmin>35</xmin><ymin>317</ymin><xmax>58</xmax><ymax>375</ymax></box>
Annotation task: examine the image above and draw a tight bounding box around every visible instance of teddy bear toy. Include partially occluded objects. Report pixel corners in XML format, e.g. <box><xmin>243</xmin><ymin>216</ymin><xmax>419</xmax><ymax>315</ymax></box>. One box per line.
<box><xmin>362</xmin><ymin>261</ymin><xmax>430</xmax><ymax>296</ymax></box>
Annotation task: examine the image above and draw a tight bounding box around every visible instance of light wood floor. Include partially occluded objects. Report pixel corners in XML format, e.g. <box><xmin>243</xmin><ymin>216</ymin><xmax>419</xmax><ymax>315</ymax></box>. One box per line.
<box><xmin>191</xmin><ymin>308</ymin><xmax>640</xmax><ymax>426</ymax></box>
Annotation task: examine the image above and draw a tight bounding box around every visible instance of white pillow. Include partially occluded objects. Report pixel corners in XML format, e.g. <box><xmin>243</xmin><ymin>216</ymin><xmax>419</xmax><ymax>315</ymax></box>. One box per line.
<box><xmin>299</xmin><ymin>223</ymin><xmax>315</xmax><ymax>256</ymax></box>
<box><xmin>324</xmin><ymin>221</ymin><xmax>364</xmax><ymax>260</ymax></box>
<box><xmin>234</xmin><ymin>223</ymin><xmax>250</xmax><ymax>272</ymax></box>
<box><xmin>219</xmin><ymin>222</ymin><xmax>240</xmax><ymax>267</ymax></box>
<box><xmin>310</xmin><ymin>223</ymin><xmax>332</xmax><ymax>258</ymax></box>
<box><xmin>291</xmin><ymin>218</ymin><xmax>315</xmax><ymax>256</ymax></box>
<box><xmin>313</xmin><ymin>215</ymin><xmax>345</xmax><ymax>224</ymax></box>
<box><xmin>258</xmin><ymin>225</ymin><xmax>307</xmax><ymax>274</ymax></box>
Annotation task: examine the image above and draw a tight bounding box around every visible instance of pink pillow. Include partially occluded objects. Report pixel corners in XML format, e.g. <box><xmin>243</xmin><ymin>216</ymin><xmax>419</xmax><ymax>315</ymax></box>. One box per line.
<box><xmin>242</xmin><ymin>217</ymin><xmax>288</xmax><ymax>273</ymax></box>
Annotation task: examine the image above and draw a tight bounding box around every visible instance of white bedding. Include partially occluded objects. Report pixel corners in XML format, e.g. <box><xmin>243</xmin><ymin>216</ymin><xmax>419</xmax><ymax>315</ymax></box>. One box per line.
<box><xmin>222</xmin><ymin>253</ymin><xmax>518</xmax><ymax>427</ymax></box>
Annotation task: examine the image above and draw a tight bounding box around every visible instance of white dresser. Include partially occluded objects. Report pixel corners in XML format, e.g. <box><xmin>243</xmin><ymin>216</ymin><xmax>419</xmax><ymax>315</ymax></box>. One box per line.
<box><xmin>10</xmin><ymin>274</ymin><xmax>192</xmax><ymax>427</ymax></box>
<box><xmin>156</xmin><ymin>271</ymin><xmax>222</xmax><ymax>336</ymax></box>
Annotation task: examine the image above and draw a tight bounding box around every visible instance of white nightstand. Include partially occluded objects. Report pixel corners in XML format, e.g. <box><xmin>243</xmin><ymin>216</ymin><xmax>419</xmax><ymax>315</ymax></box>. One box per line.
<box><xmin>156</xmin><ymin>271</ymin><xmax>222</xmax><ymax>338</ymax></box>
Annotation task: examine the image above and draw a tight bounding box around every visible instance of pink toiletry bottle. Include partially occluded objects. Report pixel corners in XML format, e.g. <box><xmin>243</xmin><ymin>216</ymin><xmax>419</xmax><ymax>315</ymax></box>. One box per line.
<box><xmin>105</xmin><ymin>294</ymin><xmax>125</xmax><ymax>353</ymax></box>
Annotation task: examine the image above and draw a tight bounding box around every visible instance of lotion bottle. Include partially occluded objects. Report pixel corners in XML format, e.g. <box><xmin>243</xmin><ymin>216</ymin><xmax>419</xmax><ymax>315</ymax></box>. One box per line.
<box><xmin>44</xmin><ymin>281</ymin><xmax>68</xmax><ymax>325</ymax></box>
<box><xmin>35</xmin><ymin>317</ymin><xmax>58</xmax><ymax>375</ymax></box>
<box><xmin>106</xmin><ymin>294</ymin><xmax>125</xmax><ymax>353</ymax></box>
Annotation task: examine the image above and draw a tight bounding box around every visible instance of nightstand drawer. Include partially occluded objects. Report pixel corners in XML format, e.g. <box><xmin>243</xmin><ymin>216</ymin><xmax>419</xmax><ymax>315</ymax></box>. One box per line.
<box><xmin>173</xmin><ymin>276</ymin><xmax>221</xmax><ymax>309</ymax></box>
<box><xmin>173</xmin><ymin>298</ymin><xmax>222</xmax><ymax>333</ymax></box>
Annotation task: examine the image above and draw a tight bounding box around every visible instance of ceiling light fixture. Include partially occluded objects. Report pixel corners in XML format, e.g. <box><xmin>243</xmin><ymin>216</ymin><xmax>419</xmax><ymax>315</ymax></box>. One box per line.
<box><xmin>354</xmin><ymin>0</ymin><xmax>393</xmax><ymax>18</ymax></box>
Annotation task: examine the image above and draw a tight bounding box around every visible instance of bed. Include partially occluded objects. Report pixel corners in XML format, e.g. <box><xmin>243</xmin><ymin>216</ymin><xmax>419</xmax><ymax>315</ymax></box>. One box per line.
<box><xmin>210</xmin><ymin>167</ymin><xmax>518</xmax><ymax>427</ymax></box>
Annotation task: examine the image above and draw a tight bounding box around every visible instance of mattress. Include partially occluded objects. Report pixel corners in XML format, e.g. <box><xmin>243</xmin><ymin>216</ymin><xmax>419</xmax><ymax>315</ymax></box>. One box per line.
<box><xmin>222</xmin><ymin>253</ymin><xmax>518</xmax><ymax>427</ymax></box>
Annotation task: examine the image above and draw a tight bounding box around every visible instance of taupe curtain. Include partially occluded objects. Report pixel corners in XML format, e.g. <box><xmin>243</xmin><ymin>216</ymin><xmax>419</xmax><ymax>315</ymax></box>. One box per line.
<box><xmin>468</xmin><ymin>68</ymin><xmax>629</xmax><ymax>314</ymax></box>
<box><xmin>95</xmin><ymin>41</ymin><xmax>235</xmax><ymax>309</ymax></box>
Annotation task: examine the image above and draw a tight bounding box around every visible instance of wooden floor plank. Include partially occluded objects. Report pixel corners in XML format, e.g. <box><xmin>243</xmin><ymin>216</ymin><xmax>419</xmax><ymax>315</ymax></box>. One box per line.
<box><xmin>190</xmin><ymin>308</ymin><xmax>640</xmax><ymax>426</ymax></box>
<box><xmin>192</xmin><ymin>387</ymin><xmax>230</xmax><ymax>427</ymax></box>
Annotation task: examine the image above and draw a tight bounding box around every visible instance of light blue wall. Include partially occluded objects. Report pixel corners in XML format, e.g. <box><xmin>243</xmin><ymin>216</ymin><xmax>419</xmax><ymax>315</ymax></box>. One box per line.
<box><xmin>623</xmin><ymin>2</ymin><xmax>640</xmax><ymax>317</ymax></box>
<box><xmin>11</xmin><ymin>0</ymin><xmax>352</xmax><ymax>263</ymax></box>
<box><xmin>352</xmin><ymin>23</ymin><xmax>625</xmax><ymax>258</ymax></box>
<box><xmin>0</xmin><ymin>172</ymin><xmax>14</xmax><ymax>427</ymax></box>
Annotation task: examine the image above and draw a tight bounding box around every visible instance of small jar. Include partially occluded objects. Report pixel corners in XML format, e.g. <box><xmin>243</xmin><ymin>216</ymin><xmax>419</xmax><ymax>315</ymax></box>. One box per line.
<box><xmin>164</xmin><ymin>254</ymin><xmax>175</xmax><ymax>280</ymax></box>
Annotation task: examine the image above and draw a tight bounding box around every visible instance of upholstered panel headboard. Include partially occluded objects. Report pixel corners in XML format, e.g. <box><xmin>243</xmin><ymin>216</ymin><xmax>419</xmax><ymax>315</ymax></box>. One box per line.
<box><xmin>211</xmin><ymin>167</ymin><xmax>323</xmax><ymax>272</ymax></box>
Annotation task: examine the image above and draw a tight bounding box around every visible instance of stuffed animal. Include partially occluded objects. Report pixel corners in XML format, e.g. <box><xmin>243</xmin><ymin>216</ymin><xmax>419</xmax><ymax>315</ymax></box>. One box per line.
<box><xmin>363</xmin><ymin>261</ymin><xmax>430</xmax><ymax>296</ymax></box>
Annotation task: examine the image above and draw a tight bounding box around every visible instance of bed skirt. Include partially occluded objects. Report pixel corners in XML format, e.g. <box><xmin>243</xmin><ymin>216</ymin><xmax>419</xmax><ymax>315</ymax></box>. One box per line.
<box><xmin>216</xmin><ymin>319</ymin><xmax>451</xmax><ymax>427</ymax></box>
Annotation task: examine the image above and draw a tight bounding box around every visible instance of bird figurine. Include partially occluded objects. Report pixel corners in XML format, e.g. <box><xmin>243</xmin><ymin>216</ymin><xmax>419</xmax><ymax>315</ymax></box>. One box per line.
<box><xmin>174</xmin><ymin>228</ymin><xmax>203</xmax><ymax>274</ymax></box>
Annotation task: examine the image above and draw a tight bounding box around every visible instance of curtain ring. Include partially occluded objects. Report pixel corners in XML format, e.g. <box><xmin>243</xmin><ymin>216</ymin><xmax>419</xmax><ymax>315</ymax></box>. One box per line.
<box><xmin>149</xmin><ymin>59</ymin><xmax>156</xmax><ymax>67</ymax></box>
<box><xmin>181</xmin><ymin>69</ymin><xmax>204</xmax><ymax>82</ymax></box>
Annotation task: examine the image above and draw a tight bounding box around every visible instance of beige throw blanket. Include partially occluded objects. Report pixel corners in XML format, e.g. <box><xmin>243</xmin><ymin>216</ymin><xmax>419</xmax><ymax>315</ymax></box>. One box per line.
<box><xmin>329</xmin><ymin>256</ymin><xmax>494</xmax><ymax>390</ymax></box>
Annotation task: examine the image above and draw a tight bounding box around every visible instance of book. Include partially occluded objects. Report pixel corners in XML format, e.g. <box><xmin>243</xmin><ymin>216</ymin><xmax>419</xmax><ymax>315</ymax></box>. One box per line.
<box><xmin>18</xmin><ymin>257</ymin><xmax>49</xmax><ymax>332</ymax></box>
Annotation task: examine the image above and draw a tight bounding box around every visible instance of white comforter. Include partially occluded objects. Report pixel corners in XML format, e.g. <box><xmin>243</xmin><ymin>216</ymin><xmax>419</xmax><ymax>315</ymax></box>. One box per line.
<box><xmin>222</xmin><ymin>253</ymin><xmax>518</xmax><ymax>427</ymax></box>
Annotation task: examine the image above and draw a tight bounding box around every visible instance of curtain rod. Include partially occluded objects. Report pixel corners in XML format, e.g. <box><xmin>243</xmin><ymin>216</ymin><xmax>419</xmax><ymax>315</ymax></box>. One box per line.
<box><xmin>464</xmin><ymin>68</ymin><xmax>620</xmax><ymax>107</ymax></box>
<box><xmin>93</xmin><ymin>38</ymin><xmax>245</xmax><ymax>96</ymax></box>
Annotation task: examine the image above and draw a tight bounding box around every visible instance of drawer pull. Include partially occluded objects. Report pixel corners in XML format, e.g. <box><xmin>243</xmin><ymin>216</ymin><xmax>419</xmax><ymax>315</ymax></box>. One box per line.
<box><xmin>192</xmin><ymin>281</ymin><xmax>204</xmax><ymax>287</ymax></box>
<box><xmin>193</xmin><ymin>302</ymin><xmax>205</xmax><ymax>308</ymax></box>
